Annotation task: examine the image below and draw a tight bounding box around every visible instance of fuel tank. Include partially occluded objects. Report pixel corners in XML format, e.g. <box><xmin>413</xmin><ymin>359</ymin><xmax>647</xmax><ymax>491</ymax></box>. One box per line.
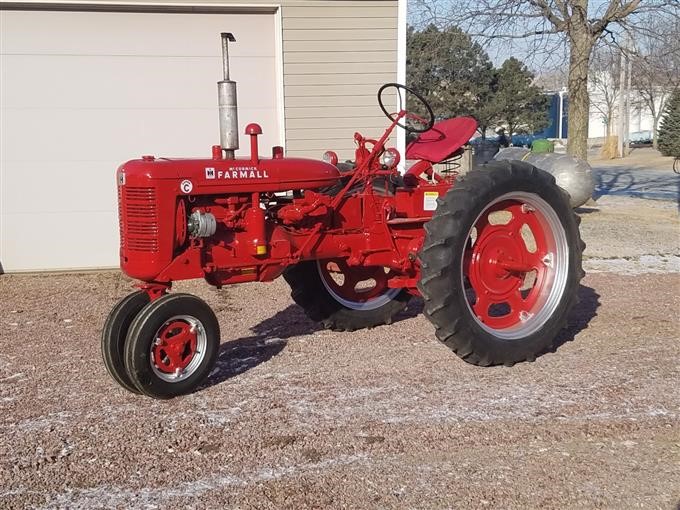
<box><xmin>117</xmin><ymin>155</ymin><xmax>341</xmax><ymax>194</ymax></box>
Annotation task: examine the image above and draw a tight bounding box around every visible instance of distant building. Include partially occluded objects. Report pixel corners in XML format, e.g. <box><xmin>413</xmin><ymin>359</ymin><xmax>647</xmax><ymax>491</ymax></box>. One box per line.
<box><xmin>588</xmin><ymin>81</ymin><xmax>665</xmax><ymax>141</ymax></box>
<box><xmin>538</xmin><ymin>91</ymin><xmax>569</xmax><ymax>139</ymax></box>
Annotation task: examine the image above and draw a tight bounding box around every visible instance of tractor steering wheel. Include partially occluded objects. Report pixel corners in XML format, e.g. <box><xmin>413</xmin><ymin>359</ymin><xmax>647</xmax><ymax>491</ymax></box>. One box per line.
<box><xmin>378</xmin><ymin>83</ymin><xmax>434</xmax><ymax>134</ymax></box>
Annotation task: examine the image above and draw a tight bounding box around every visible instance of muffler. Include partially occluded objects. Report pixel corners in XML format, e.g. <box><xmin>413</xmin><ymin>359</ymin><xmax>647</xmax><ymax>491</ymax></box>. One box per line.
<box><xmin>218</xmin><ymin>32</ymin><xmax>239</xmax><ymax>158</ymax></box>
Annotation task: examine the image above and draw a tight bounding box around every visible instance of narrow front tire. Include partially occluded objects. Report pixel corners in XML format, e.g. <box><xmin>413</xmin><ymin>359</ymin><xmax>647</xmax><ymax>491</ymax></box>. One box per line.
<box><xmin>124</xmin><ymin>293</ymin><xmax>220</xmax><ymax>399</ymax></box>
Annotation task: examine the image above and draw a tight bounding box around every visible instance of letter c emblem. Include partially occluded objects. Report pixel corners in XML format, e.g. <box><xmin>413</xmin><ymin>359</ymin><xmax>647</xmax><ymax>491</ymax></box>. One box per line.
<box><xmin>180</xmin><ymin>180</ymin><xmax>193</xmax><ymax>194</ymax></box>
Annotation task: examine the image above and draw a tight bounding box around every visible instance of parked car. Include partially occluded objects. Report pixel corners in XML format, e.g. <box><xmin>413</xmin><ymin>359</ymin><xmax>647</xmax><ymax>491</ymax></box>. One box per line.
<box><xmin>629</xmin><ymin>131</ymin><xmax>653</xmax><ymax>147</ymax></box>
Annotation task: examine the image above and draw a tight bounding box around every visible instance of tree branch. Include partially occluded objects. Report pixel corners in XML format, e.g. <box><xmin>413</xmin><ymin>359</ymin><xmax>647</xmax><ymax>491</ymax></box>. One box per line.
<box><xmin>468</xmin><ymin>29</ymin><xmax>561</xmax><ymax>39</ymax></box>
<box><xmin>590</xmin><ymin>0</ymin><xmax>642</xmax><ymax>36</ymax></box>
<box><xmin>527</xmin><ymin>0</ymin><xmax>566</xmax><ymax>30</ymax></box>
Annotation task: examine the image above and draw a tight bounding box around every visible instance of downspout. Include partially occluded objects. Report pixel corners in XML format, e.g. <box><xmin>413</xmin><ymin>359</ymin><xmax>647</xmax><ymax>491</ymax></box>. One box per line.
<box><xmin>397</xmin><ymin>0</ymin><xmax>407</xmax><ymax>173</ymax></box>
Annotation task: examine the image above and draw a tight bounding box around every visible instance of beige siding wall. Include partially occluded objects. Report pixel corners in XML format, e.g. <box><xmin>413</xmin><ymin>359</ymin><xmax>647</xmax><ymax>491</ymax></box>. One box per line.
<box><xmin>280</xmin><ymin>1</ymin><xmax>398</xmax><ymax>160</ymax></box>
<box><xmin>1</xmin><ymin>0</ymin><xmax>398</xmax><ymax>160</ymax></box>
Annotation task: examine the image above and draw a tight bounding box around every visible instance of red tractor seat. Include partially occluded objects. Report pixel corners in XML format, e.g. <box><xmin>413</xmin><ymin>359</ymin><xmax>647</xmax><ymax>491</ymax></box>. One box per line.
<box><xmin>405</xmin><ymin>116</ymin><xmax>478</xmax><ymax>163</ymax></box>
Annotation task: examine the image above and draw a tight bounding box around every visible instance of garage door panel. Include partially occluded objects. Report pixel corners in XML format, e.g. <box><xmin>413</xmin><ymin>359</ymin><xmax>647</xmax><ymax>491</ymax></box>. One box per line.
<box><xmin>2</xmin><ymin>108</ymin><xmax>280</xmax><ymax>164</ymax></box>
<box><xmin>1</xmin><ymin>10</ymin><xmax>280</xmax><ymax>272</ymax></box>
<box><xmin>1</xmin><ymin>56</ymin><xmax>277</xmax><ymax>109</ymax></box>
<box><xmin>1</xmin><ymin>161</ymin><xmax>118</xmax><ymax>215</ymax></box>
<box><xmin>1</xmin><ymin>211</ymin><xmax>120</xmax><ymax>270</ymax></box>
<box><xmin>1</xmin><ymin>11</ymin><xmax>275</xmax><ymax>57</ymax></box>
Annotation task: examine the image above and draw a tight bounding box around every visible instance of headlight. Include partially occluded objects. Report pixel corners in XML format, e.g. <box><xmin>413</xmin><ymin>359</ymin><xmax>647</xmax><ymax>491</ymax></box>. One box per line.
<box><xmin>322</xmin><ymin>151</ymin><xmax>338</xmax><ymax>166</ymax></box>
<box><xmin>380</xmin><ymin>148</ymin><xmax>401</xmax><ymax>168</ymax></box>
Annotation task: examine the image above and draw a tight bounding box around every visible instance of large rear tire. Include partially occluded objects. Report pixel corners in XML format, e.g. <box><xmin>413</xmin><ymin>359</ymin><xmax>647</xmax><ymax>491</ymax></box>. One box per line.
<box><xmin>418</xmin><ymin>160</ymin><xmax>585</xmax><ymax>366</ymax></box>
<box><xmin>283</xmin><ymin>259</ymin><xmax>410</xmax><ymax>331</ymax></box>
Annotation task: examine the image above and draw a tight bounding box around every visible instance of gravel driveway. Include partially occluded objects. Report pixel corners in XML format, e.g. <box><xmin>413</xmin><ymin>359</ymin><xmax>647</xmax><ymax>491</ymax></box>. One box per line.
<box><xmin>1</xmin><ymin>196</ymin><xmax>679</xmax><ymax>509</ymax></box>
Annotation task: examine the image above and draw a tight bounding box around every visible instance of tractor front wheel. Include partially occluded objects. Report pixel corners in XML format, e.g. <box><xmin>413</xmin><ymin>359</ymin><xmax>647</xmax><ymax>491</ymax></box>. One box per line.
<box><xmin>124</xmin><ymin>293</ymin><xmax>220</xmax><ymax>399</ymax></box>
<box><xmin>418</xmin><ymin>160</ymin><xmax>585</xmax><ymax>366</ymax></box>
<box><xmin>101</xmin><ymin>291</ymin><xmax>150</xmax><ymax>394</ymax></box>
<box><xmin>284</xmin><ymin>259</ymin><xmax>410</xmax><ymax>331</ymax></box>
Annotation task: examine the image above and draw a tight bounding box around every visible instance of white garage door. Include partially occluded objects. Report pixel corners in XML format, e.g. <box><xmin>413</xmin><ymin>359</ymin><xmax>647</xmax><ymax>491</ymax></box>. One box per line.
<box><xmin>1</xmin><ymin>9</ymin><xmax>281</xmax><ymax>272</ymax></box>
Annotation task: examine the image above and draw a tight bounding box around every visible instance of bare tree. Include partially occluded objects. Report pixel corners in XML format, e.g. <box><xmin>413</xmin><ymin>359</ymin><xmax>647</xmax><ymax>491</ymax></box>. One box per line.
<box><xmin>411</xmin><ymin>0</ymin><xmax>679</xmax><ymax>160</ymax></box>
<box><xmin>534</xmin><ymin>67</ymin><xmax>568</xmax><ymax>91</ymax></box>
<box><xmin>589</xmin><ymin>46</ymin><xmax>621</xmax><ymax>137</ymax></box>
<box><xmin>628</xmin><ymin>14</ymin><xmax>680</xmax><ymax>148</ymax></box>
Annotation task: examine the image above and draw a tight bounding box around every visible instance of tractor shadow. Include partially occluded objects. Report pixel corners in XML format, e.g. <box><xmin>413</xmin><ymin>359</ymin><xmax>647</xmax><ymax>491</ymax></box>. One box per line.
<box><xmin>200</xmin><ymin>284</ymin><xmax>600</xmax><ymax>391</ymax></box>
<box><xmin>200</xmin><ymin>305</ymin><xmax>321</xmax><ymax>390</ymax></box>
<box><xmin>393</xmin><ymin>284</ymin><xmax>601</xmax><ymax>355</ymax></box>
<box><xmin>200</xmin><ymin>296</ymin><xmax>420</xmax><ymax>391</ymax></box>
<box><xmin>552</xmin><ymin>284</ymin><xmax>601</xmax><ymax>351</ymax></box>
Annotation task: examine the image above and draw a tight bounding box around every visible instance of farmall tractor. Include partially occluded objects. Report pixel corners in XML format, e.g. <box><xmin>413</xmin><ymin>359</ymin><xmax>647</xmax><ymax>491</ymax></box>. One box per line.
<box><xmin>103</xmin><ymin>34</ymin><xmax>584</xmax><ymax>399</ymax></box>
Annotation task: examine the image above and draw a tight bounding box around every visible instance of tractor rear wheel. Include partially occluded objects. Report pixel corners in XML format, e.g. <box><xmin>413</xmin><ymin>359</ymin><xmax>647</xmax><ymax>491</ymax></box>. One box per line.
<box><xmin>284</xmin><ymin>259</ymin><xmax>410</xmax><ymax>331</ymax></box>
<box><xmin>101</xmin><ymin>291</ymin><xmax>150</xmax><ymax>394</ymax></box>
<box><xmin>124</xmin><ymin>293</ymin><xmax>220</xmax><ymax>399</ymax></box>
<box><xmin>418</xmin><ymin>160</ymin><xmax>585</xmax><ymax>366</ymax></box>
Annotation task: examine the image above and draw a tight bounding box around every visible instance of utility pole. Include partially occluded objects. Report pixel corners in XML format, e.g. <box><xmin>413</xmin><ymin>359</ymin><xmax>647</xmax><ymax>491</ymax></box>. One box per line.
<box><xmin>617</xmin><ymin>45</ymin><xmax>626</xmax><ymax>158</ymax></box>
<box><xmin>617</xmin><ymin>34</ymin><xmax>632</xmax><ymax>158</ymax></box>
<box><xmin>558</xmin><ymin>88</ymin><xmax>566</xmax><ymax>139</ymax></box>
<box><xmin>624</xmin><ymin>43</ymin><xmax>632</xmax><ymax>155</ymax></box>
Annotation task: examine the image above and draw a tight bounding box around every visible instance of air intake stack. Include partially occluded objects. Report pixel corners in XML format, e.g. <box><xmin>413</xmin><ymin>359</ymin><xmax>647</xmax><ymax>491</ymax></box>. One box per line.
<box><xmin>218</xmin><ymin>32</ymin><xmax>239</xmax><ymax>158</ymax></box>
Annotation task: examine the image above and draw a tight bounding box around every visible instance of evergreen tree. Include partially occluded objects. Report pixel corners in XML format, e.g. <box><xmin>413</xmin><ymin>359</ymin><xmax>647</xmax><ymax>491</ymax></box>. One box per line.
<box><xmin>658</xmin><ymin>90</ymin><xmax>680</xmax><ymax>158</ymax></box>
<box><xmin>493</xmin><ymin>58</ymin><xmax>550</xmax><ymax>138</ymax></box>
<box><xmin>407</xmin><ymin>25</ymin><xmax>498</xmax><ymax>137</ymax></box>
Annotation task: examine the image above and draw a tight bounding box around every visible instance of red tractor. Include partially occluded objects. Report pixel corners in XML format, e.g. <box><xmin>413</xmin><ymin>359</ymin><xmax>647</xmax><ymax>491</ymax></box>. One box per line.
<box><xmin>103</xmin><ymin>34</ymin><xmax>584</xmax><ymax>399</ymax></box>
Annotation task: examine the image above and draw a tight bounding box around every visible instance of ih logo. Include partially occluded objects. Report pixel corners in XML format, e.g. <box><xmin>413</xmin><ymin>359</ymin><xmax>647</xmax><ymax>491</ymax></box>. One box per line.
<box><xmin>205</xmin><ymin>167</ymin><xmax>216</xmax><ymax>179</ymax></box>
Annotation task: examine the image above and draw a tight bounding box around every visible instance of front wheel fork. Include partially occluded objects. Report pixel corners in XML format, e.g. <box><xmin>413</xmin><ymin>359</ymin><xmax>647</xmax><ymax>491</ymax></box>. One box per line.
<box><xmin>135</xmin><ymin>282</ymin><xmax>172</xmax><ymax>301</ymax></box>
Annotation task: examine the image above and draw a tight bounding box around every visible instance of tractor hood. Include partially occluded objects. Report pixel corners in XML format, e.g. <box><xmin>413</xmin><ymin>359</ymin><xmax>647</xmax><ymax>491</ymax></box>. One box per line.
<box><xmin>118</xmin><ymin>156</ymin><xmax>342</xmax><ymax>194</ymax></box>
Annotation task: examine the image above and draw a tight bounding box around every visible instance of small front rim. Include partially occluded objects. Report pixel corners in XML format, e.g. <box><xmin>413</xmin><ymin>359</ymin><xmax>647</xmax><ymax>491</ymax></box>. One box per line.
<box><xmin>317</xmin><ymin>259</ymin><xmax>401</xmax><ymax>311</ymax></box>
<box><xmin>462</xmin><ymin>191</ymin><xmax>569</xmax><ymax>340</ymax></box>
<box><xmin>150</xmin><ymin>315</ymin><xmax>207</xmax><ymax>382</ymax></box>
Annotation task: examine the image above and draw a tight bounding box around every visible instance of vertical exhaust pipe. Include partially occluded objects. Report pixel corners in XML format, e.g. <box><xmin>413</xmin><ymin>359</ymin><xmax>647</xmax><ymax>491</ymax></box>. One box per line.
<box><xmin>218</xmin><ymin>32</ymin><xmax>239</xmax><ymax>159</ymax></box>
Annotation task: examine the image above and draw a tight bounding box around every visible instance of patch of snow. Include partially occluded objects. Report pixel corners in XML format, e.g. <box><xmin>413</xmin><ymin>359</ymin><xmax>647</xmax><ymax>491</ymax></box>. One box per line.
<box><xmin>279</xmin><ymin>382</ymin><xmax>679</xmax><ymax>427</ymax></box>
<box><xmin>584</xmin><ymin>254</ymin><xmax>680</xmax><ymax>275</ymax></box>
<box><xmin>13</xmin><ymin>411</ymin><xmax>71</xmax><ymax>432</ymax></box>
<box><xmin>38</xmin><ymin>453</ymin><xmax>369</xmax><ymax>509</ymax></box>
<box><xmin>0</xmin><ymin>373</ymin><xmax>24</xmax><ymax>383</ymax></box>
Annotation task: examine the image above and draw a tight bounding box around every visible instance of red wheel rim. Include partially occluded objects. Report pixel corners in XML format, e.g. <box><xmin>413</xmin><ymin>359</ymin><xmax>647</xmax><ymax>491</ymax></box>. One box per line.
<box><xmin>317</xmin><ymin>259</ymin><xmax>401</xmax><ymax>310</ymax></box>
<box><xmin>463</xmin><ymin>192</ymin><xmax>569</xmax><ymax>339</ymax></box>
<box><xmin>150</xmin><ymin>315</ymin><xmax>206</xmax><ymax>381</ymax></box>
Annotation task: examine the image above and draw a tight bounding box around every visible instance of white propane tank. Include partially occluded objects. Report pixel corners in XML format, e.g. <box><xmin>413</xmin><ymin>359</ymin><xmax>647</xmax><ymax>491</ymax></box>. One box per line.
<box><xmin>494</xmin><ymin>148</ymin><xmax>595</xmax><ymax>208</ymax></box>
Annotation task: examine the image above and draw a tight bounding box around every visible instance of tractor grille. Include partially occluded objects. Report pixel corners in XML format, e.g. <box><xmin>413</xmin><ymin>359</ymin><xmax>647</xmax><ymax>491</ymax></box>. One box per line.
<box><xmin>119</xmin><ymin>186</ymin><xmax>159</xmax><ymax>253</ymax></box>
